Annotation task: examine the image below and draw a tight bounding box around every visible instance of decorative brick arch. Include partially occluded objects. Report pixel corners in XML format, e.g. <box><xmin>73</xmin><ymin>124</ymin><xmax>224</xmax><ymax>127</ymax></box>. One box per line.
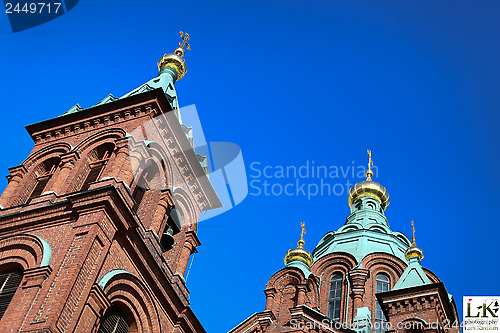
<box><xmin>267</xmin><ymin>267</ymin><xmax>307</xmax><ymax>289</ymax></box>
<box><xmin>65</xmin><ymin>129</ymin><xmax>127</xmax><ymax>193</ymax></box>
<box><xmin>362</xmin><ymin>252</ymin><xmax>406</xmax><ymax>284</ymax></box>
<box><xmin>312</xmin><ymin>251</ymin><xmax>357</xmax><ymax>277</ymax></box>
<box><xmin>266</xmin><ymin>267</ymin><xmax>306</xmax><ymax>323</ymax></box>
<box><xmin>22</xmin><ymin>142</ymin><xmax>72</xmax><ymax>170</ymax></box>
<box><xmin>311</xmin><ymin>252</ymin><xmax>357</xmax><ymax>317</ymax></box>
<box><xmin>0</xmin><ymin>233</ymin><xmax>51</xmax><ymax>270</ymax></box>
<box><xmin>73</xmin><ymin>128</ymin><xmax>127</xmax><ymax>155</ymax></box>
<box><xmin>172</xmin><ymin>188</ymin><xmax>197</xmax><ymax>229</ymax></box>
<box><xmin>362</xmin><ymin>252</ymin><xmax>407</xmax><ymax>323</ymax></box>
<box><xmin>305</xmin><ymin>274</ymin><xmax>321</xmax><ymax>309</ymax></box>
<box><xmin>97</xmin><ymin>269</ymin><xmax>161</xmax><ymax>333</ymax></box>
<box><xmin>144</xmin><ymin>142</ymin><xmax>173</xmax><ymax>190</ymax></box>
<box><xmin>4</xmin><ymin>143</ymin><xmax>71</xmax><ymax>206</ymax></box>
<box><xmin>400</xmin><ymin>317</ymin><xmax>429</xmax><ymax>331</ymax></box>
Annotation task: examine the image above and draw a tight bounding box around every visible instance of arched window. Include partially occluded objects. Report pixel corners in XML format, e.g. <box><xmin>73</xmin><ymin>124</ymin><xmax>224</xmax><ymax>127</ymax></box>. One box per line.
<box><xmin>0</xmin><ymin>269</ymin><xmax>23</xmax><ymax>320</ymax></box>
<box><xmin>98</xmin><ymin>306</ymin><xmax>129</xmax><ymax>333</ymax></box>
<box><xmin>81</xmin><ymin>143</ymin><xmax>114</xmax><ymax>191</ymax></box>
<box><xmin>132</xmin><ymin>162</ymin><xmax>160</xmax><ymax>212</ymax></box>
<box><xmin>29</xmin><ymin>157</ymin><xmax>59</xmax><ymax>200</ymax></box>
<box><xmin>327</xmin><ymin>272</ymin><xmax>343</xmax><ymax>321</ymax></box>
<box><xmin>160</xmin><ymin>208</ymin><xmax>183</xmax><ymax>251</ymax></box>
<box><xmin>375</xmin><ymin>274</ymin><xmax>390</xmax><ymax>333</ymax></box>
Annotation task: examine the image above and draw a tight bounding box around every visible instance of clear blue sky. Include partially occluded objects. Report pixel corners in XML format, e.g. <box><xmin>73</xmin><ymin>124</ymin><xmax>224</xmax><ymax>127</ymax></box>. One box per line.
<box><xmin>1</xmin><ymin>1</ymin><xmax>499</xmax><ymax>332</ymax></box>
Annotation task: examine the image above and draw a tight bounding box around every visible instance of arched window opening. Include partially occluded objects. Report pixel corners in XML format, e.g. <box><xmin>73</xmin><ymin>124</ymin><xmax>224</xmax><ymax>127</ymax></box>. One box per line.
<box><xmin>132</xmin><ymin>162</ymin><xmax>160</xmax><ymax>212</ymax></box>
<box><xmin>375</xmin><ymin>274</ymin><xmax>390</xmax><ymax>333</ymax></box>
<box><xmin>366</xmin><ymin>201</ymin><xmax>376</xmax><ymax>210</ymax></box>
<box><xmin>0</xmin><ymin>269</ymin><xmax>23</xmax><ymax>320</ymax></box>
<box><xmin>98</xmin><ymin>305</ymin><xmax>130</xmax><ymax>333</ymax></box>
<box><xmin>29</xmin><ymin>157</ymin><xmax>59</xmax><ymax>200</ymax></box>
<box><xmin>81</xmin><ymin>143</ymin><xmax>114</xmax><ymax>191</ymax></box>
<box><xmin>160</xmin><ymin>208</ymin><xmax>183</xmax><ymax>251</ymax></box>
<box><xmin>160</xmin><ymin>160</ymin><xmax>169</xmax><ymax>190</ymax></box>
<box><xmin>327</xmin><ymin>272</ymin><xmax>343</xmax><ymax>321</ymax></box>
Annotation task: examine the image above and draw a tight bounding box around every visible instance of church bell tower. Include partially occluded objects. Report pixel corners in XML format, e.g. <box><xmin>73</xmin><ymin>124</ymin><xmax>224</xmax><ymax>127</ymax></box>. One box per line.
<box><xmin>0</xmin><ymin>32</ymin><xmax>220</xmax><ymax>332</ymax></box>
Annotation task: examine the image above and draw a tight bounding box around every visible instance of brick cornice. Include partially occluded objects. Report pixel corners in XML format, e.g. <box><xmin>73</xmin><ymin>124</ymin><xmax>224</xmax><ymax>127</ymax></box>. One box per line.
<box><xmin>6</xmin><ymin>164</ymin><xmax>28</xmax><ymax>181</ymax></box>
<box><xmin>25</xmin><ymin>89</ymin><xmax>170</xmax><ymax>144</ymax></box>
<box><xmin>377</xmin><ymin>282</ymin><xmax>456</xmax><ymax>324</ymax></box>
<box><xmin>22</xmin><ymin>266</ymin><xmax>53</xmax><ymax>289</ymax></box>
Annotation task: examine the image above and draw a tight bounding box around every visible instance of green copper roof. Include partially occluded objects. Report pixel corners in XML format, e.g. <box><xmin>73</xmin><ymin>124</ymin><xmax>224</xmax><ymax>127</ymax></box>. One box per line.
<box><xmin>92</xmin><ymin>94</ymin><xmax>118</xmax><ymax>107</ymax></box>
<box><xmin>313</xmin><ymin>196</ymin><xmax>411</xmax><ymax>263</ymax></box>
<box><xmin>392</xmin><ymin>256</ymin><xmax>431</xmax><ymax>290</ymax></box>
<box><xmin>60</xmin><ymin>68</ymin><xmax>179</xmax><ymax>117</ymax></box>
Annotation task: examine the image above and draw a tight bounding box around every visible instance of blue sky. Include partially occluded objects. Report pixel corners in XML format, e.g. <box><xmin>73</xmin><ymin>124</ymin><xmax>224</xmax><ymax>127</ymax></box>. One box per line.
<box><xmin>1</xmin><ymin>1</ymin><xmax>499</xmax><ymax>332</ymax></box>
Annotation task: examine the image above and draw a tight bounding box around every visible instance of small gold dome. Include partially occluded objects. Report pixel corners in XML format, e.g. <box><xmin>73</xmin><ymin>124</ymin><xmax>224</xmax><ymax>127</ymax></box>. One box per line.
<box><xmin>405</xmin><ymin>220</ymin><xmax>424</xmax><ymax>261</ymax></box>
<box><xmin>405</xmin><ymin>245</ymin><xmax>424</xmax><ymax>261</ymax></box>
<box><xmin>284</xmin><ymin>244</ymin><xmax>313</xmax><ymax>268</ymax></box>
<box><xmin>157</xmin><ymin>31</ymin><xmax>190</xmax><ymax>81</ymax></box>
<box><xmin>284</xmin><ymin>223</ymin><xmax>313</xmax><ymax>268</ymax></box>
<box><xmin>348</xmin><ymin>150</ymin><xmax>390</xmax><ymax>210</ymax></box>
<box><xmin>157</xmin><ymin>53</ymin><xmax>187</xmax><ymax>80</ymax></box>
<box><xmin>347</xmin><ymin>180</ymin><xmax>390</xmax><ymax>210</ymax></box>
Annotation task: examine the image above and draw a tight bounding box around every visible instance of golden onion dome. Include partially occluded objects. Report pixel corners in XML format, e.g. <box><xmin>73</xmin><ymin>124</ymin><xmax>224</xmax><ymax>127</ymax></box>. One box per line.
<box><xmin>405</xmin><ymin>245</ymin><xmax>424</xmax><ymax>261</ymax></box>
<box><xmin>347</xmin><ymin>179</ymin><xmax>390</xmax><ymax>210</ymax></box>
<box><xmin>347</xmin><ymin>150</ymin><xmax>390</xmax><ymax>210</ymax></box>
<box><xmin>284</xmin><ymin>223</ymin><xmax>313</xmax><ymax>268</ymax></box>
<box><xmin>405</xmin><ymin>220</ymin><xmax>424</xmax><ymax>261</ymax></box>
<box><xmin>157</xmin><ymin>51</ymin><xmax>187</xmax><ymax>80</ymax></box>
<box><xmin>157</xmin><ymin>31</ymin><xmax>190</xmax><ymax>81</ymax></box>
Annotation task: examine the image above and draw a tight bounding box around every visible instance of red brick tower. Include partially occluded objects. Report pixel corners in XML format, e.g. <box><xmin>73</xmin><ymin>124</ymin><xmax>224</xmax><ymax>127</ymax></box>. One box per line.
<box><xmin>0</xmin><ymin>35</ymin><xmax>220</xmax><ymax>333</ymax></box>
<box><xmin>231</xmin><ymin>152</ymin><xmax>459</xmax><ymax>333</ymax></box>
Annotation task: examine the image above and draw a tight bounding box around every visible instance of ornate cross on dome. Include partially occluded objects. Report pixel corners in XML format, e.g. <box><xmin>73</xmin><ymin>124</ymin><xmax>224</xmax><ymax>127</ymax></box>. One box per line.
<box><xmin>366</xmin><ymin>149</ymin><xmax>374</xmax><ymax>181</ymax></box>
<box><xmin>411</xmin><ymin>220</ymin><xmax>416</xmax><ymax>244</ymax></box>
<box><xmin>300</xmin><ymin>222</ymin><xmax>306</xmax><ymax>240</ymax></box>
<box><xmin>179</xmin><ymin>31</ymin><xmax>191</xmax><ymax>51</ymax></box>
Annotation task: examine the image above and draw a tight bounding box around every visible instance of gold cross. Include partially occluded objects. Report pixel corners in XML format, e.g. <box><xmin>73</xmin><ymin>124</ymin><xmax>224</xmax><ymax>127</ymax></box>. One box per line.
<box><xmin>367</xmin><ymin>149</ymin><xmax>373</xmax><ymax>172</ymax></box>
<box><xmin>411</xmin><ymin>220</ymin><xmax>416</xmax><ymax>243</ymax></box>
<box><xmin>179</xmin><ymin>31</ymin><xmax>191</xmax><ymax>51</ymax></box>
<box><xmin>300</xmin><ymin>222</ymin><xmax>306</xmax><ymax>240</ymax></box>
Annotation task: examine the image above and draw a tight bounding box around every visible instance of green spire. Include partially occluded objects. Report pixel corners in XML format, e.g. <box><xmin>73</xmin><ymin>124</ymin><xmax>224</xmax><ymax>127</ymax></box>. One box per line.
<box><xmin>393</xmin><ymin>256</ymin><xmax>431</xmax><ymax>290</ymax></box>
<box><xmin>393</xmin><ymin>220</ymin><xmax>430</xmax><ymax>290</ymax></box>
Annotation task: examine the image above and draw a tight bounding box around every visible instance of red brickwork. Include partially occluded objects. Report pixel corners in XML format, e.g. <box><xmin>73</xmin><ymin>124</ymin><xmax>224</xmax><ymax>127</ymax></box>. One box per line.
<box><xmin>231</xmin><ymin>251</ymin><xmax>459</xmax><ymax>333</ymax></box>
<box><xmin>0</xmin><ymin>89</ymin><xmax>220</xmax><ymax>332</ymax></box>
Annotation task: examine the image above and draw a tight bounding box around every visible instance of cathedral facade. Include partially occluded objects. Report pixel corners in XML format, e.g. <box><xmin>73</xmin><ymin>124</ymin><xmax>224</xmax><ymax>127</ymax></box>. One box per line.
<box><xmin>0</xmin><ymin>33</ymin><xmax>460</xmax><ymax>333</ymax></box>
<box><xmin>231</xmin><ymin>159</ymin><xmax>460</xmax><ymax>333</ymax></box>
<box><xmin>0</xmin><ymin>36</ymin><xmax>221</xmax><ymax>332</ymax></box>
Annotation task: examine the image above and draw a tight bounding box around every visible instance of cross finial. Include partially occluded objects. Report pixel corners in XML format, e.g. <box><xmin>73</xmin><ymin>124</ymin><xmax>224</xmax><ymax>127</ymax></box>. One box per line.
<box><xmin>411</xmin><ymin>220</ymin><xmax>416</xmax><ymax>245</ymax></box>
<box><xmin>173</xmin><ymin>31</ymin><xmax>191</xmax><ymax>57</ymax></box>
<box><xmin>297</xmin><ymin>222</ymin><xmax>306</xmax><ymax>248</ymax></box>
<box><xmin>366</xmin><ymin>149</ymin><xmax>374</xmax><ymax>181</ymax></box>
<box><xmin>179</xmin><ymin>31</ymin><xmax>190</xmax><ymax>51</ymax></box>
